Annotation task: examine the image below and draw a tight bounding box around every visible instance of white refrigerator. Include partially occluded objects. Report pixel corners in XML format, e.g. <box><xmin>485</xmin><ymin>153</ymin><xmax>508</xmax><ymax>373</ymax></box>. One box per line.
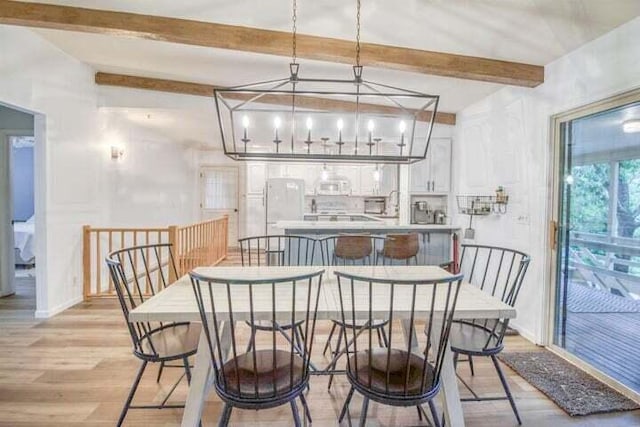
<box><xmin>265</xmin><ymin>178</ymin><xmax>305</xmax><ymax>236</ymax></box>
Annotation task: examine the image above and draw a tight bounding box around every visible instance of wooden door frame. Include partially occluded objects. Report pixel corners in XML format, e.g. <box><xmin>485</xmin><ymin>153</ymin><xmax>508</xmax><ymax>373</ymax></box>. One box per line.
<box><xmin>546</xmin><ymin>87</ymin><xmax>640</xmax><ymax>403</ymax></box>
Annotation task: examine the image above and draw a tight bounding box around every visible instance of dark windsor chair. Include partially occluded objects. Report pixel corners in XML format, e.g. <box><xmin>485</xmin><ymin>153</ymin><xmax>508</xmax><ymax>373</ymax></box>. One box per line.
<box><xmin>238</xmin><ymin>235</ymin><xmax>317</xmax><ymax>356</ymax></box>
<box><xmin>190</xmin><ymin>268</ymin><xmax>325</xmax><ymax>426</ymax></box>
<box><xmin>106</xmin><ymin>243</ymin><xmax>200</xmax><ymax>427</ymax></box>
<box><xmin>317</xmin><ymin>234</ymin><xmax>390</xmax><ymax>390</ymax></box>
<box><xmin>378</xmin><ymin>232</ymin><xmax>420</xmax><ymax>265</ymax></box>
<box><xmin>448</xmin><ymin>244</ymin><xmax>530</xmax><ymax>425</ymax></box>
<box><xmin>335</xmin><ymin>270</ymin><xmax>464</xmax><ymax>427</ymax></box>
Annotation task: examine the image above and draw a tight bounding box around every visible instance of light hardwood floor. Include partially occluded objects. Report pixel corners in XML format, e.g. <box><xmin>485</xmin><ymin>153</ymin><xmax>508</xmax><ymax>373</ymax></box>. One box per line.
<box><xmin>1</xmin><ymin>265</ymin><xmax>638</xmax><ymax>426</ymax></box>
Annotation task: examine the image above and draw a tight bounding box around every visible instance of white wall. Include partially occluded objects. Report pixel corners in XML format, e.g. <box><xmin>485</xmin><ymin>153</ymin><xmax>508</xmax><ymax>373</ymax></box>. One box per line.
<box><xmin>452</xmin><ymin>17</ymin><xmax>640</xmax><ymax>342</ymax></box>
<box><xmin>0</xmin><ymin>26</ymin><xmax>200</xmax><ymax>317</ymax></box>
<box><xmin>99</xmin><ymin>110</ymin><xmax>199</xmax><ymax>227</ymax></box>
<box><xmin>0</xmin><ymin>26</ymin><xmax>103</xmax><ymax>317</ymax></box>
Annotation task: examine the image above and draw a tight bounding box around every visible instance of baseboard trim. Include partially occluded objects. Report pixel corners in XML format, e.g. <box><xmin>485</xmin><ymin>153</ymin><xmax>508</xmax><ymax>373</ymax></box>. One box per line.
<box><xmin>509</xmin><ymin>322</ymin><xmax>539</xmax><ymax>345</ymax></box>
<box><xmin>35</xmin><ymin>295</ymin><xmax>83</xmax><ymax>319</ymax></box>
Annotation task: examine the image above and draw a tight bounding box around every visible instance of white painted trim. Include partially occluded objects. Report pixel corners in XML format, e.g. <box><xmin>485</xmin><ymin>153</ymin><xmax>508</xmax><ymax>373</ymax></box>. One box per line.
<box><xmin>548</xmin><ymin>345</ymin><xmax>640</xmax><ymax>404</ymax></box>
<box><xmin>34</xmin><ymin>294</ymin><xmax>83</xmax><ymax>319</ymax></box>
<box><xmin>509</xmin><ymin>323</ymin><xmax>539</xmax><ymax>346</ymax></box>
<box><xmin>544</xmin><ymin>88</ymin><xmax>640</xmax><ymax>399</ymax></box>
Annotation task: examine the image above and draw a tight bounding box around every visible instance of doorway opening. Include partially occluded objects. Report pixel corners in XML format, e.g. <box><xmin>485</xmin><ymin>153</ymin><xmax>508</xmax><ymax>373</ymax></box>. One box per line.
<box><xmin>0</xmin><ymin>104</ymin><xmax>36</xmax><ymax>318</ymax></box>
<box><xmin>550</xmin><ymin>90</ymin><xmax>640</xmax><ymax>399</ymax></box>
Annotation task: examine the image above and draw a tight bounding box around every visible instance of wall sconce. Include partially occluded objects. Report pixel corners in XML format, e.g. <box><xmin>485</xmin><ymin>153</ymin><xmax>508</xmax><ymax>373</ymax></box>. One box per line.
<box><xmin>111</xmin><ymin>146</ymin><xmax>124</xmax><ymax>160</ymax></box>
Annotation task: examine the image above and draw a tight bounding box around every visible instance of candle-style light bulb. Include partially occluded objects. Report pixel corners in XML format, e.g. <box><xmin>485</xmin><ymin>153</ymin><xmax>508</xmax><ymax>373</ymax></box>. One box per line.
<box><xmin>399</xmin><ymin>120</ymin><xmax>406</xmax><ymax>134</ymax></box>
<box><xmin>367</xmin><ymin>119</ymin><xmax>374</xmax><ymax>143</ymax></box>
<box><xmin>306</xmin><ymin>117</ymin><xmax>313</xmax><ymax>141</ymax></box>
<box><xmin>337</xmin><ymin>118</ymin><xmax>344</xmax><ymax>144</ymax></box>
<box><xmin>273</xmin><ymin>116</ymin><xmax>281</xmax><ymax>142</ymax></box>
<box><xmin>242</xmin><ymin>115</ymin><xmax>249</xmax><ymax>140</ymax></box>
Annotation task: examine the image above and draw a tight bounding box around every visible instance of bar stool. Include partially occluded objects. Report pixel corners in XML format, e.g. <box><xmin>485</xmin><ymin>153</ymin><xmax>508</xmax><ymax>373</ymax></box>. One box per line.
<box><xmin>379</xmin><ymin>233</ymin><xmax>420</xmax><ymax>265</ymax></box>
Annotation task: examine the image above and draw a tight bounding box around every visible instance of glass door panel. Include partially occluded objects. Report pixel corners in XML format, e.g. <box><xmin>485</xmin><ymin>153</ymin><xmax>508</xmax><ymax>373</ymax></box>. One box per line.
<box><xmin>554</xmin><ymin>100</ymin><xmax>640</xmax><ymax>393</ymax></box>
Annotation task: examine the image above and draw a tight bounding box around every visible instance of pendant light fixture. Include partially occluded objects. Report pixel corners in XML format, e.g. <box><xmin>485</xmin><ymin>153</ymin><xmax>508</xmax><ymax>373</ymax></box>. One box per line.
<box><xmin>214</xmin><ymin>0</ymin><xmax>440</xmax><ymax>164</ymax></box>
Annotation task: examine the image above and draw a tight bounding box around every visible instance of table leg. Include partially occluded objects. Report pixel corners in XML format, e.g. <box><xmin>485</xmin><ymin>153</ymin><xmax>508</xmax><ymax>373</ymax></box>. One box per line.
<box><xmin>403</xmin><ymin>319</ymin><xmax>465</xmax><ymax>427</ymax></box>
<box><xmin>401</xmin><ymin>319</ymin><xmax>419</xmax><ymax>353</ymax></box>
<box><xmin>181</xmin><ymin>322</ymin><xmax>231</xmax><ymax>427</ymax></box>
<box><xmin>439</xmin><ymin>343</ymin><xmax>465</xmax><ymax>427</ymax></box>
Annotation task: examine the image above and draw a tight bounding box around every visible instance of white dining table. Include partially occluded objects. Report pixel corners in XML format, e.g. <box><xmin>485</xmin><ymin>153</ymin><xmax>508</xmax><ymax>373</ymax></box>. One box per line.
<box><xmin>129</xmin><ymin>265</ymin><xmax>516</xmax><ymax>427</ymax></box>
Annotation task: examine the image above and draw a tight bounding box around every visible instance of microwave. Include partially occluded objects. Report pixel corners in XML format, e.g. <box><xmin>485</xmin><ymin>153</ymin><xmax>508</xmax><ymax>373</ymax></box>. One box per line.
<box><xmin>364</xmin><ymin>197</ymin><xmax>386</xmax><ymax>214</ymax></box>
<box><xmin>316</xmin><ymin>179</ymin><xmax>351</xmax><ymax>195</ymax></box>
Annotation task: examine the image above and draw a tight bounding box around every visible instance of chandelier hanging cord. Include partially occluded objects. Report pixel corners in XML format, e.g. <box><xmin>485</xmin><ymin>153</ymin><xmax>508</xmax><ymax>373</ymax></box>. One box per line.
<box><xmin>355</xmin><ymin>0</ymin><xmax>361</xmax><ymax>67</ymax></box>
<box><xmin>291</xmin><ymin>0</ymin><xmax>297</xmax><ymax>64</ymax></box>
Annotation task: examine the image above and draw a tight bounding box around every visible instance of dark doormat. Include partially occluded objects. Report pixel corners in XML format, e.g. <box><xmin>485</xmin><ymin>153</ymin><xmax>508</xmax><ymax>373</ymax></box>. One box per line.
<box><xmin>498</xmin><ymin>350</ymin><xmax>639</xmax><ymax>416</ymax></box>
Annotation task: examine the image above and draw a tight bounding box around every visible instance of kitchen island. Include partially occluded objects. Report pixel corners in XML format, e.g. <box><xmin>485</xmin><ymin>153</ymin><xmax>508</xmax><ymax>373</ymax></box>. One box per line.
<box><xmin>275</xmin><ymin>217</ymin><xmax>460</xmax><ymax>265</ymax></box>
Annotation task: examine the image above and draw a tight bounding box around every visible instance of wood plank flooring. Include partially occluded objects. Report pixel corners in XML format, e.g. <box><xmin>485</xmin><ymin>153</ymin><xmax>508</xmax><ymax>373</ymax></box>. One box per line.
<box><xmin>1</xmin><ymin>263</ymin><xmax>639</xmax><ymax>426</ymax></box>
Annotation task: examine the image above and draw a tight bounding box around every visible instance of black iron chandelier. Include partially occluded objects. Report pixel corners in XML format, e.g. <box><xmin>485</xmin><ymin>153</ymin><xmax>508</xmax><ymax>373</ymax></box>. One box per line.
<box><xmin>214</xmin><ymin>0</ymin><xmax>439</xmax><ymax>164</ymax></box>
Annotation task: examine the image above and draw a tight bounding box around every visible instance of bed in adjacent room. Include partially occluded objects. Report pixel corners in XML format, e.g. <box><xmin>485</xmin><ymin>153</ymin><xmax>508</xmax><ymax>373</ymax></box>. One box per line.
<box><xmin>14</xmin><ymin>216</ymin><xmax>35</xmax><ymax>266</ymax></box>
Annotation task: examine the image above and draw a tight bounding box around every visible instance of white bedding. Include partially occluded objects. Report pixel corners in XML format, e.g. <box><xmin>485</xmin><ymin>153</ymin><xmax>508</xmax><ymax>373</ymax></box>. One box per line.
<box><xmin>14</xmin><ymin>221</ymin><xmax>35</xmax><ymax>262</ymax></box>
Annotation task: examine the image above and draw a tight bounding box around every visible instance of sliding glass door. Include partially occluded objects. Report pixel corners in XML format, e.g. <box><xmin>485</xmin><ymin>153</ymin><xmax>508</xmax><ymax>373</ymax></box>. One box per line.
<box><xmin>553</xmin><ymin>96</ymin><xmax>640</xmax><ymax>394</ymax></box>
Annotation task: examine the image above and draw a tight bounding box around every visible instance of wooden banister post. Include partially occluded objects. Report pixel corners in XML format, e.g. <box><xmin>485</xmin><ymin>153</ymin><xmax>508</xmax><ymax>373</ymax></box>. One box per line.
<box><xmin>82</xmin><ymin>225</ymin><xmax>91</xmax><ymax>301</ymax></box>
<box><xmin>168</xmin><ymin>225</ymin><xmax>178</xmax><ymax>282</ymax></box>
<box><xmin>223</xmin><ymin>214</ymin><xmax>229</xmax><ymax>260</ymax></box>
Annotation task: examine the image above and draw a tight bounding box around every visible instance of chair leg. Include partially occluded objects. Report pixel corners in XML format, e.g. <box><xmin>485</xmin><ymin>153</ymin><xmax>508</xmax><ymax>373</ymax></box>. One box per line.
<box><xmin>323</xmin><ymin>322</ymin><xmax>338</xmax><ymax>356</ymax></box>
<box><xmin>156</xmin><ymin>360</ymin><xmax>165</xmax><ymax>383</ymax></box>
<box><xmin>246</xmin><ymin>327</ymin><xmax>256</xmax><ymax>353</ymax></box>
<box><xmin>376</xmin><ymin>327</ymin><xmax>383</xmax><ymax>347</ymax></box>
<box><xmin>299</xmin><ymin>393</ymin><xmax>312</xmax><ymax>424</ymax></box>
<box><xmin>117</xmin><ymin>360</ymin><xmax>147</xmax><ymax>427</ymax></box>
<box><xmin>291</xmin><ymin>399</ymin><xmax>302</xmax><ymax>427</ymax></box>
<box><xmin>338</xmin><ymin>386</ymin><xmax>355</xmax><ymax>423</ymax></box>
<box><xmin>182</xmin><ymin>356</ymin><xmax>192</xmax><ymax>385</ymax></box>
<box><xmin>218</xmin><ymin>403</ymin><xmax>233</xmax><ymax>427</ymax></box>
<box><xmin>428</xmin><ymin>399</ymin><xmax>441</xmax><ymax>427</ymax></box>
<box><xmin>328</xmin><ymin>325</ymin><xmax>345</xmax><ymax>391</ymax></box>
<box><xmin>468</xmin><ymin>355</ymin><xmax>475</xmax><ymax>376</ymax></box>
<box><xmin>380</xmin><ymin>326</ymin><xmax>389</xmax><ymax>347</ymax></box>
<box><xmin>297</xmin><ymin>324</ymin><xmax>306</xmax><ymax>343</ymax></box>
<box><xmin>491</xmin><ymin>355</ymin><xmax>522</xmax><ymax>425</ymax></box>
<box><xmin>358</xmin><ymin>397</ymin><xmax>370</xmax><ymax>427</ymax></box>
<box><xmin>293</xmin><ymin>325</ymin><xmax>304</xmax><ymax>357</ymax></box>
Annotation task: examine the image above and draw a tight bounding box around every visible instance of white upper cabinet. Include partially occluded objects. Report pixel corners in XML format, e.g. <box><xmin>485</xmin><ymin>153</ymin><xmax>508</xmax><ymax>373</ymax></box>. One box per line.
<box><xmin>380</xmin><ymin>164</ymin><xmax>398</xmax><ymax>195</ymax></box>
<box><xmin>358</xmin><ymin>165</ymin><xmax>378</xmax><ymax>196</ymax></box>
<box><xmin>246</xmin><ymin>162</ymin><xmax>266</xmax><ymax>194</ymax></box>
<box><xmin>409</xmin><ymin>138</ymin><xmax>451</xmax><ymax>194</ymax></box>
<box><xmin>429</xmin><ymin>139</ymin><xmax>452</xmax><ymax>193</ymax></box>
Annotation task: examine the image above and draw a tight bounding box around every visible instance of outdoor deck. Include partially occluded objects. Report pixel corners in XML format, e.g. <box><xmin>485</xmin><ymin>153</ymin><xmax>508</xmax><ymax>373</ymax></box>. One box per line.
<box><xmin>563</xmin><ymin>283</ymin><xmax>640</xmax><ymax>392</ymax></box>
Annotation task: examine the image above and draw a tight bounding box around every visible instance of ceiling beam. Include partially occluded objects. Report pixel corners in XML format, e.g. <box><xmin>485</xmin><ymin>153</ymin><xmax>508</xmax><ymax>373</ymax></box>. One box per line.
<box><xmin>95</xmin><ymin>72</ymin><xmax>457</xmax><ymax>126</ymax></box>
<box><xmin>1</xmin><ymin>0</ymin><xmax>544</xmax><ymax>87</ymax></box>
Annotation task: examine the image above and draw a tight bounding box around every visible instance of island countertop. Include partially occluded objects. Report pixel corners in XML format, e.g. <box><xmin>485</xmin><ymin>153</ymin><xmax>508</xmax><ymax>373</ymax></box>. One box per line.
<box><xmin>275</xmin><ymin>220</ymin><xmax>460</xmax><ymax>233</ymax></box>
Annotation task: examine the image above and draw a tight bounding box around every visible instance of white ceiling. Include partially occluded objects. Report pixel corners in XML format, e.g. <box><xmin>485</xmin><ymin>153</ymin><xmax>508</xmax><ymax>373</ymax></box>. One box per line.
<box><xmin>16</xmin><ymin>0</ymin><xmax>640</xmax><ymax>146</ymax></box>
